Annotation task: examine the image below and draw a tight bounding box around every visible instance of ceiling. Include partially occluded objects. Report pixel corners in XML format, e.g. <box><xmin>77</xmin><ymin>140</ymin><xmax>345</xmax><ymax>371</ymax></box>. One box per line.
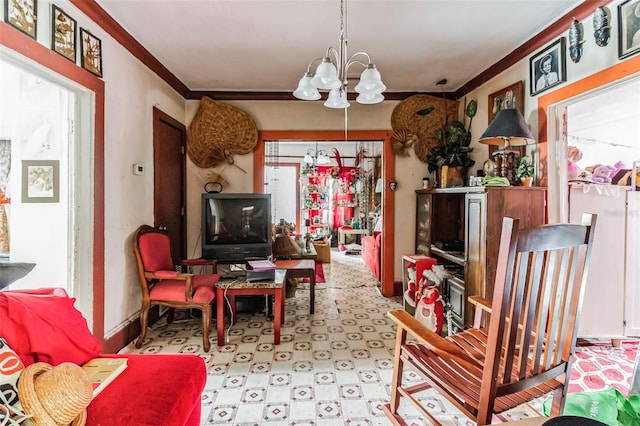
<box><xmin>94</xmin><ymin>0</ymin><xmax>583</xmax><ymax>95</ymax></box>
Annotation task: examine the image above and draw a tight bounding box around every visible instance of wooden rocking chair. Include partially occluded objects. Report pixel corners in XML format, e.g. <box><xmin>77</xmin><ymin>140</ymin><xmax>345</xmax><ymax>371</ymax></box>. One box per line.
<box><xmin>383</xmin><ymin>215</ymin><xmax>597</xmax><ymax>425</ymax></box>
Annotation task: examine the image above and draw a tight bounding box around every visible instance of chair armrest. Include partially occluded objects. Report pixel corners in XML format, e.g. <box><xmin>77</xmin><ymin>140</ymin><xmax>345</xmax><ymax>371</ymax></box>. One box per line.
<box><xmin>468</xmin><ymin>296</ymin><xmax>491</xmax><ymax>328</ymax></box>
<box><xmin>144</xmin><ymin>271</ymin><xmax>195</xmax><ymax>300</ymax></box>
<box><xmin>181</xmin><ymin>258</ymin><xmax>217</xmax><ymax>273</ymax></box>
<box><xmin>147</xmin><ymin>270</ymin><xmax>179</xmax><ymax>279</ymax></box>
<box><xmin>468</xmin><ymin>296</ymin><xmax>491</xmax><ymax>313</ymax></box>
<box><xmin>386</xmin><ymin>309</ymin><xmax>483</xmax><ymax>372</ymax></box>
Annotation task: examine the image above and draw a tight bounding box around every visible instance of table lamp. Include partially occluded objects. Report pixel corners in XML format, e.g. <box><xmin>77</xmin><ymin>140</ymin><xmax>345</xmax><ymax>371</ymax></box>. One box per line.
<box><xmin>479</xmin><ymin>109</ymin><xmax>535</xmax><ymax>147</ymax></box>
<box><xmin>479</xmin><ymin>109</ymin><xmax>535</xmax><ymax>178</ymax></box>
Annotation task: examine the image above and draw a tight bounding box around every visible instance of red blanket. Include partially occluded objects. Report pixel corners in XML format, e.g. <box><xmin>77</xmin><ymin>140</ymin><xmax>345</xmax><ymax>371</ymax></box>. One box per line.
<box><xmin>0</xmin><ymin>288</ymin><xmax>102</xmax><ymax>366</ymax></box>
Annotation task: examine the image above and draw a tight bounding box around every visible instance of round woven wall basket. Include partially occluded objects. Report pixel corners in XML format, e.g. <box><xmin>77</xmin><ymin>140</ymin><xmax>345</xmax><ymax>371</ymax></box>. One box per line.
<box><xmin>187</xmin><ymin>96</ymin><xmax>258</xmax><ymax>168</ymax></box>
<box><xmin>391</xmin><ymin>94</ymin><xmax>458</xmax><ymax>163</ymax></box>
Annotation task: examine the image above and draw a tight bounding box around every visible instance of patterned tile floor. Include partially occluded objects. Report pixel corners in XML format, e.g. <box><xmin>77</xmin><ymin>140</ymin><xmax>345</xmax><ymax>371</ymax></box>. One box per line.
<box><xmin>119</xmin><ymin>251</ymin><xmax>554</xmax><ymax>425</ymax></box>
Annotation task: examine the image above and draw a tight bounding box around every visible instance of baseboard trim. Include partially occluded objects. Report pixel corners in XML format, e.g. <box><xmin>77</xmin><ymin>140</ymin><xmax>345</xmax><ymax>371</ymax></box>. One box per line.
<box><xmin>102</xmin><ymin>306</ymin><xmax>160</xmax><ymax>354</ymax></box>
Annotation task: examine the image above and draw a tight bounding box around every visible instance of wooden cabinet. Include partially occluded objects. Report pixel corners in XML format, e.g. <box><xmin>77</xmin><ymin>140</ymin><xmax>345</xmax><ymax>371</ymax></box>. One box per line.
<box><xmin>415</xmin><ymin>186</ymin><xmax>546</xmax><ymax>328</ymax></box>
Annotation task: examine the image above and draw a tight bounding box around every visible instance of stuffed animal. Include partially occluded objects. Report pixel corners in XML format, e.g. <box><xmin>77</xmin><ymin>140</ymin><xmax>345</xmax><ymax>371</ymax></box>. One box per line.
<box><xmin>592</xmin><ymin>165</ymin><xmax>616</xmax><ymax>184</ymax></box>
<box><xmin>567</xmin><ymin>146</ymin><xmax>583</xmax><ymax>181</ymax></box>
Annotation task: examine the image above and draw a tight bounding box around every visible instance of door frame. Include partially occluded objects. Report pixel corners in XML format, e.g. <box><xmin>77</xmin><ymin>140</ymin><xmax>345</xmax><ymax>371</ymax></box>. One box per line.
<box><xmin>253</xmin><ymin>130</ymin><xmax>396</xmax><ymax>297</ymax></box>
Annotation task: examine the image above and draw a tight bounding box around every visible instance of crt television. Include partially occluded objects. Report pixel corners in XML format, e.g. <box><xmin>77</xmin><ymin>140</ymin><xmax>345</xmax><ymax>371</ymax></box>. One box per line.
<box><xmin>201</xmin><ymin>193</ymin><xmax>272</xmax><ymax>262</ymax></box>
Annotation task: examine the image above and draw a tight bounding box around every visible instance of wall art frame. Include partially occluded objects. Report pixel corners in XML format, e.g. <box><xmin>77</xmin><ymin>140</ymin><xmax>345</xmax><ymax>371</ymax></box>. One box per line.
<box><xmin>529</xmin><ymin>37</ymin><xmax>566</xmax><ymax>96</ymax></box>
<box><xmin>487</xmin><ymin>80</ymin><xmax>524</xmax><ymax>124</ymax></box>
<box><xmin>618</xmin><ymin>0</ymin><xmax>640</xmax><ymax>59</ymax></box>
<box><xmin>80</xmin><ymin>27</ymin><xmax>103</xmax><ymax>77</ymax></box>
<box><xmin>22</xmin><ymin>160</ymin><xmax>59</xmax><ymax>203</ymax></box>
<box><xmin>3</xmin><ymin>0</ymin><xmax>37</xmax><ymax>39</ymax></box>
<box><xmin>51</xmin><ymin>4</ymin><xmax>77</xmax><ymax>63</ymax></box>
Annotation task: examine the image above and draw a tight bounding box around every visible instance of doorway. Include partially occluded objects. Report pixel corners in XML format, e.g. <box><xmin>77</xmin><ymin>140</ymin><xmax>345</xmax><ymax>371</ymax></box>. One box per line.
<box><xmin>253</xmin><ymin>130</ymin><xmax>396</xmax><ymax>297</ymax></box>
<box><xmin>544</xmin><ymin>71</ymin><xmax>640</xmax><ymax>340</ymax></box>
<box><xmin>0</xmin><ymin>54</ymin><xmax>94</xmax><ymax>321</ymax></box>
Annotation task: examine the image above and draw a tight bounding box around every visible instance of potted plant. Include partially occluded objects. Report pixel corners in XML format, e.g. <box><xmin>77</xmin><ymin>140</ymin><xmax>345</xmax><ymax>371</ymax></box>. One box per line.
<box><xmin>426</xmin><ymin>95</ymin><xmax>477</xmax><ymax>187</ymax></box>
<box><xmin>516</xmin><ymin>155</ymin><xmax>535</xmax><ymax>186</ymax></box>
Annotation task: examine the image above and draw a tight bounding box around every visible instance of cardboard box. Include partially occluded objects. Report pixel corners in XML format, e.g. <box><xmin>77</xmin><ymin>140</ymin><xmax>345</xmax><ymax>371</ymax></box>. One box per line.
<box><xmin>313</xmin><ymin>240</ymin><xmax>331</xmax><ymax>263</ymax></box>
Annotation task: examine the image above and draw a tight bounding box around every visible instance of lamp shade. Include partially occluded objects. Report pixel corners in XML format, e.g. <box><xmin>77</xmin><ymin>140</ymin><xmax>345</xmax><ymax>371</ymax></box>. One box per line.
<box><xmin>311</xmin><ymin>58</ymin><xmax>341</xmax><ymax>90</ymax></box>
<box><xmin>293</xmin><ymin>73</ymin><xmax>321</xmax><ymax>100</ymax></box>
<box><xmin>479</xmin><ymin>109</ymin><xmax>535</xmax><ymax>147</ymax></box>
<box><xmin>324</xmin><ymin>88</ymin><xmax>350</xmax><ymax>109</ymax></box>
<box><xmin>354</xmin><ymin>64</ymin><xmax>386</xmax><ymax>94</ymax></box>
<box><xmin>356</xmin><ymin>92</ymin><xmax>384</xmax><ymax>105</ymax></box>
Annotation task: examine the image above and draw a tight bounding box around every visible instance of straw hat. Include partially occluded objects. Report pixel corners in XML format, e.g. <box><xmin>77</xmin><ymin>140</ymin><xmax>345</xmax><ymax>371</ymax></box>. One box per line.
<box><xmin>18</xmin><ymin>362</ymin><xmax>93</xmax><ymax>426</ymax></box>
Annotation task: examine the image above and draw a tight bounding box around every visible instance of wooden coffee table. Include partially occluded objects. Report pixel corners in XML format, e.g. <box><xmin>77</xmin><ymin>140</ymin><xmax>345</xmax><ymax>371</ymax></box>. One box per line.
<box><xmin>216</xmin><ymin>279</ymin><xmax>284</xmax><ymax>346</ymax></box>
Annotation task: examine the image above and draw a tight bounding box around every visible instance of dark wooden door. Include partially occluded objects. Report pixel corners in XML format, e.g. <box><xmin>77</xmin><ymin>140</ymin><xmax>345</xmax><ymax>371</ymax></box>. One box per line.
<box><xmin>153</xmin><ymin>107</ymin><xmax>186</xmax><ymax>261</ymax></box>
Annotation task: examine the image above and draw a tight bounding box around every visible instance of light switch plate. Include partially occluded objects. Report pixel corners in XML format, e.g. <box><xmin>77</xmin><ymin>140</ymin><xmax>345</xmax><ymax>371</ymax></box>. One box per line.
<box><xmin>133</xmin><ymin>164</ymin><xmax>144</xmax><ymax>175</ymax></box>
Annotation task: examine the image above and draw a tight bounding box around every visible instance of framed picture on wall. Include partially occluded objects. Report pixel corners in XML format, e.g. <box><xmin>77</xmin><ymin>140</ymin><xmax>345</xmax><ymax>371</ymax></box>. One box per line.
<box><xmin>22</xmin><ymin>160</ymin><xmax>59</xmax><ymax>203</ymax></box>
<box><xmin>618</xmin><ymin>0</ymin><xmax>640</xmax><ymax>59</ymax></box>
<box><xmin>3</xmin><ymin>0</ymin><xmax>37</xmax><ymax>39</ymax></box>
<box><xmin>487</xmin><ymin>80</ymin><xmax>524</xmax><ymax>124</ymax></box>
<box><xmin>486</xmin><ymin>80</ymin><xmax>526</xmax><ymax>160</ymax></box>
<box><xmin>529</xmin><ymin>38</ymin><xmax>566</xmax><ymax>96</ymax></box>
<box><xmin>51</xmin><ymin>5</ymin><xmax>77</xmax><ymax>63</ymax></box>
<box><xmin>80</xmin><ymin>27</ymin><xmax>103</xmax><ymax>77</ymax></box>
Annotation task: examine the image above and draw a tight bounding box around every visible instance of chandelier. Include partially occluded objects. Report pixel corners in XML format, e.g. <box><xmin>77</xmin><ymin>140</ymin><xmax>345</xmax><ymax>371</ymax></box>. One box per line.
<box><xmin>303</xmin><ymin>143</ymin><xmax>332</xmax><ymax>165</ymax></box>
<box><xmin>292</xmin><ymin>0</ymin><xmax>386</xmax><ymax>108</ymax></box>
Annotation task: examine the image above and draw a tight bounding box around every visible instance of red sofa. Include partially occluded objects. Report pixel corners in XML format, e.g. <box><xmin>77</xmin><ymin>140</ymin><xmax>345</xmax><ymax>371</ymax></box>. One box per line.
<box><xmin>0</xmin><ymin>288</ymin><xmax>206</xmax><ymax>426</ymax></box>
<box><xmin>361</xmin><ymin>231</ymin><xmax>381</xmax><ymax>281</ymax></box>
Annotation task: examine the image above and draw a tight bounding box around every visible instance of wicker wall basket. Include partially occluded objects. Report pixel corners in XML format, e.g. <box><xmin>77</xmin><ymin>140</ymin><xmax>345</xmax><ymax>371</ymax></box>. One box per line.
<box><xmin>187</xmin><ymin>96</ymin><xmax>258</xmax><ymax>168</ymax></box>
<box><xmin>391</xmin><ymin>94</ymin><xmax>459</xmax><ymax>163</ymax></box>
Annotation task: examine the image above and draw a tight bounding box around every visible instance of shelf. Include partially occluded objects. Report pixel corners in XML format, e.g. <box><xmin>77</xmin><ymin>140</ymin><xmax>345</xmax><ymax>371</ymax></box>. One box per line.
<box><xmin>430</xmin><ymin>246</ymin><xmax>465</xmax><ymax>266</ymax></box>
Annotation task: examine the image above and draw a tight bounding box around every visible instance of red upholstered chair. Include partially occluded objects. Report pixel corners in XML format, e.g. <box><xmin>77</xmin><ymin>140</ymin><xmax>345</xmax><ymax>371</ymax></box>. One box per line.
<box><xmin>133</xmin><ymin>225</ymin><xmax>220</xmax><ymax>352</ymax></box>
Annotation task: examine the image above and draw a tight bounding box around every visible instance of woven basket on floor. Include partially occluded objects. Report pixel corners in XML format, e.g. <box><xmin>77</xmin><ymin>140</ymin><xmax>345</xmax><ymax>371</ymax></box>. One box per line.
<box><xmin>187</xmin><ymin>96</ymin><xmax>258</xmax><ymax>168</ymax></box>
<box><xmin>391</xmin><ymin>94</ymin><xmax>459</xmax><ymax>163</ymax></box>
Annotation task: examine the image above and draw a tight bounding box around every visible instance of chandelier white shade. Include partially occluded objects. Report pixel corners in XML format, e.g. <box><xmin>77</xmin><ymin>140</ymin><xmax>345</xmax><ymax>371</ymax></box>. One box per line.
<box><xmin>325</xmin><ymin>88</ymin><xmax>351</xmax><ymax>109</ymax></box>
<box><xmin>303</xmin><ymin>145</ymin><xmax>332</xmax><ymax>165</ymax></box>
<box><xmin>293</xmin><ymin>73</ymin><xmax>321</xmax><ymax>100</ymax></box>
<box><xmin>293</xmin><ymin>0</ymin><xmax>385</xmax><ymax>108</ymax></box>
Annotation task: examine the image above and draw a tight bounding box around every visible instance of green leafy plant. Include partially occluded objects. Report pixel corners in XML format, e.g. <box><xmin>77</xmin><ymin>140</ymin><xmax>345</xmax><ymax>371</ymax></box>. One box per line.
<box><xmin>426</xmin><ymin>81</ymin><xmax>477</xmax><ymax>173</ymax></box>
<box><xmin>516</xmin><ymin>155</ymin><xmax>535</xmax><ymax>179</ymax></box>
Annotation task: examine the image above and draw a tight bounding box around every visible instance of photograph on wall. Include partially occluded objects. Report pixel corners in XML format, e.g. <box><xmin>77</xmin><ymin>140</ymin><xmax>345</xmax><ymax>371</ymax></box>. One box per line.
<box><xmin>80</xmin><ymin>27</ymin><xmax>103</xmax><ymax>77</ymax></box>
<box><xmin>488</xmin><ymin>81</ymin><xmax>524</xmax><ymax>124</ymax></box>
<box><xmin>618</xmin><ymin>0</ymin><xmax>640</xmax><ymax>59</ymax></box>
<box><xmin>529</xmin><ymin>38</ymin><xmax>566</xmax><ymax>96</ymax></box>
<box><xmin>51</xmin><ymin>5</ymin><xmax>77</xmax><ymax>63</ymax></box>
<box><xmin>22</xmin><ymin>160</ymin><xmax>59</xmax><ymax>203</ymax></box>
<box><xmin>3</xmin><ymin>0</ymin><xmax>37</xmax><ymax>39</ymax></box>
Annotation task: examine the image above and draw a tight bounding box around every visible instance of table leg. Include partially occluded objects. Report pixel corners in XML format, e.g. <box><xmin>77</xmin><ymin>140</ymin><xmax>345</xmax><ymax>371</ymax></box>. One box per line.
<box><xmin>309</xmin><ymin>267</ymin><xmax>316</xmax><ymax>315</ymax></box>
<box><xmin>274</xmin><ymin>287</ymin><xmax>282</xmax><ymax>345</ymax></box>
<box><xmin>216</xmin><ymin>288</ymin><xmax>225</xmax><ymax>346</ymax></box>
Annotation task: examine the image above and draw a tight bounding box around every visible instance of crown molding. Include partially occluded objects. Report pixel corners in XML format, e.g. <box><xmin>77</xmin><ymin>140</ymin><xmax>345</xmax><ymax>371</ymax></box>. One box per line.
<box><xmin>72</xmin><ymin>0</ymin><xmax>613</xmax><ymax>102</ymax></box>
<box><xmin>70</xmin><ymin>0</ymin><xmax>190</xmax><ymax>97</ymax></box>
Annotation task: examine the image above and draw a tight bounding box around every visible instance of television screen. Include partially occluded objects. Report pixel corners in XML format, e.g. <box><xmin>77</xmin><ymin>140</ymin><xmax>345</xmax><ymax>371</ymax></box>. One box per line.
<box><xmin>201</xmin><ymin>193</ymin><xmax>272</xmax><ymax>262</ymax></box>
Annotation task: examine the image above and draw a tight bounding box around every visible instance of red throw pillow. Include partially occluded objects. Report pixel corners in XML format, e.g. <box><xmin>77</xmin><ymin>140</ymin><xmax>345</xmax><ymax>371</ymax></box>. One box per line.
<box><xmin>0</xmin><ymin>289</ymin><xmax>102</xmax><ymax>366</ymax></box>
